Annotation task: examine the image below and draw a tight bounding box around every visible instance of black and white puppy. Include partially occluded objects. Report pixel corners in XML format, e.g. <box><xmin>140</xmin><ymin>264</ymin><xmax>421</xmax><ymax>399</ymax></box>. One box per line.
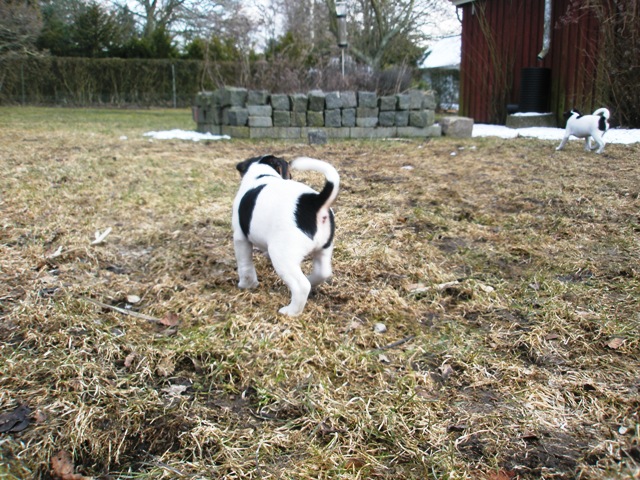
<box><xmin>556</xmin><ymin>107</ymin><xmax>610</xmax><ymax>154</ymax></box>
<box><xmin>232</xmin><ymin>155</ymin><xmax>339</xmax><ymax>316</ymax></box>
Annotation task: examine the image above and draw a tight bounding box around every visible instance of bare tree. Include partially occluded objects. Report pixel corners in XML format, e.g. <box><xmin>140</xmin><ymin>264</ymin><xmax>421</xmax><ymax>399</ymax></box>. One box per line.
<box><xmin>0</xmin><ymin>0</ymin><xmax>43</xmax><ymax>57</ymax></box>
<box><xmin>115</xmin><ymin>0</ymin><xmax>247</xmax><ymax>40</ymax></box>
<box><xmin>325</xmin><ymin>0</ymin><xmax>451</xmax><ymax>69</ymax></box>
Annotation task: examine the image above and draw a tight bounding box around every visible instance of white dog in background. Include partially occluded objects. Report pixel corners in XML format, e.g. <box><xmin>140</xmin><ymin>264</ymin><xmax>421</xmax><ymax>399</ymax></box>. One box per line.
<box><xmin>556</xmin><ymin>107</ymin><xmax>610</xmax><ymax>154</ymax></box>
<box><xmin>232</xmin><ymin>155</ymin><xmax>339</xmax><ymax>316</ymax></box>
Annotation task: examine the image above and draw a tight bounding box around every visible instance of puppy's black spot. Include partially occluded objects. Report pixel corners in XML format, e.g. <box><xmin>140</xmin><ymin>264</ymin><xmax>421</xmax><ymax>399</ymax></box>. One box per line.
<box><xmin>296</xmin><ymin>194</ymin><xmax>320</xmax><ymax>239</ymax></box>
<box><xmin>239</xmin><ymin>185</ymin><xmax>266</xmax><ymax>238</ymax></box>
<box><xmin>598</xmin><ymin>115</ymin><xmax>607</xmax><ymax>132</ymax></box>
<box><xmin>295</xmin><ymin>181</ymin><xmax>336</xmax><ymax>241</ymax></box>
<box><xmin>323</xmin><ymin>210</ymin><xmax>335</xmax><ymax>249</ymax></box>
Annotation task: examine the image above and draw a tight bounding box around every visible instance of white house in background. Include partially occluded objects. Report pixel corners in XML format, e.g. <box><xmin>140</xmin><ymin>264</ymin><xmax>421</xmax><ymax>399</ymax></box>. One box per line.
<box><xmin>420</xmin><ymin>34</ymin><xmax>461</xmax><ymax>111</ymax></box>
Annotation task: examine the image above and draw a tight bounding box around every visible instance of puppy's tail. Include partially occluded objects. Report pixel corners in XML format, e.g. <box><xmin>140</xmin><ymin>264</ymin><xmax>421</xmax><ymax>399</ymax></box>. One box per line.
<box><xmin>291</xmin><ymin>157</ymin><xmax>340</xmax><ymax>208</ymax></box>
<box><xmin>593</xmin><ymin>107</ymin><xmax>610</xmax><ymax>119</ymax></box>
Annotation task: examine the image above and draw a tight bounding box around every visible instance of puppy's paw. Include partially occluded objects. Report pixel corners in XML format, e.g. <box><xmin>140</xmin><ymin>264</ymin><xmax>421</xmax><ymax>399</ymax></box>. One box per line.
<box><xmin>238</xmin><ymin>278</ymin><xmax>259</xmax><ymax>289</ymax></box>
<box><xmin>278</xmin><ymin>305</ymin><xmax>303</xmax><ymax>317</ymax></box>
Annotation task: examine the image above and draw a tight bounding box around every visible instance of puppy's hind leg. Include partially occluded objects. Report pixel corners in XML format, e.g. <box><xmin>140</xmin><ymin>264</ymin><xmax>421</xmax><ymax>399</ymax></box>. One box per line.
<box><xmin>234</xmin><ymin>237</ymin><xmax>259</xmax><ymax>289</ymax></box>
<box><xmin>308</xmin><ymin>245</ymin><xmax>333</xmax><ymax>288</ymax></box>
<box><xmin>269</xmin><ymin>249</ymin><xmax>311</xmax><ymax>316</ymax></box>
<box><xmin>584</xmin><ymin>137</ymin><xmax>593</xmax><ymax>151</ymax></box>
<box><xmin>591</xmin><ymin>132</ymin><xmax>606</xmax><ymax>154</ymax></box>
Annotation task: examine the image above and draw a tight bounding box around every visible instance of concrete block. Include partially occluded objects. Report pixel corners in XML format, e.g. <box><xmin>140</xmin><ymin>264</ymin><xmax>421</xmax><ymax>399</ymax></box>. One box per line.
<box><xmin>409</xmin><ymin>111</ymin><xmax>428</xmax><ymax>128</ymax></box>
<box><xmin>407</xmin><ymin>89</ymin><xmax>424</xmax><ymax>110</ymax></box>
<box><xmin>379</xmin><ymin>111</ymin><xmax>396</xmax><ymax>127</ymax></box>
<box><xmin>357</xmin><ymin>107</ymin><xmax>379</xmax><ymax>118</ymax></box>
<box><xmin>325</xmin><ymin>92</ymin><xmax>343</xmax><ymax>110</ymax></box>
<box><xmin>350</xmin><ymin>127</ymin><xmax>396</xmax><ymax>139</ymax></box>
<box><xmin>439</xmin><ymin>116</ymin><xmax>474</xmax><ymax>137</ymax></box>
<box><xmin>341</xmin><ymin>91</ymin><xmax>357</xmax><ymax>108</ymax></box>
<box><xmin>397</xmin><ymin>125</ymin><xmax>442</xmax><ymax>138</ymax></box>
<box><xmin>379</xmin><ymin>96</ymin><xmax>397</xmax><ymax>111</ymax></box>
<box><xmin>308</xmin><ymin>130</ymin><xmax>328</xmax><ymax>145</ymax></box>
<box><xmin>248</xmin><ymin>128</ymin><xmax>275</xmax><ymax>139</ymax></box>
<box><xmin>395</xmin><ymin>111</ymin><xmax>409</xmax><ymax>127</ymax></box>
<box><xmin>307</xmin><ymin>111</ymin><xmax>324</xmax><ymax>127</ymax></box>
<box><xmin>356</xmin><ymin>117</ymin><xmax>378</xmax><ymax>127</ymax></box>
<box><xmin>324</xmin><ymin>109</ymin><xmax>342</xmax><ymax>127</ymax></box>
<box><xmin>247</xmin><ymin>105</ymin><xmax>272</xmax><ymax>117</ymax></box>
<box><xmin>291</xmin><ymin>111</ymin><xmax>307</xmax><ymax>127</ymax></box>
<box><xmin>223</xmin><ymin>107</ymin><xmax>248</xmax><ymax>126</ymax></box>
<box><xmin>249</xmin><ymin>127</ymin><xmax>301</xmax><ymax>139</ymax></box>
<box><xmin>308</xmin><ymin>90</ymin><xmax>326</xmax><ymax>111</ymax></box>
<box><xmin>342</xmin><ymin>108</ymin><xmax>356</xmax><ymax>127</ymax></box>
<box><xmin>358</xmin><ymin>91</ymin><xmax>378</xmax><ymax>108</ymax></box>
<box><xmin>409</xmin><ymin>110</ymin><xmax>436</xmax><ymax>128</ymax></box>
<box><xmin>271</xmin><ymin>94</ymin><xmax>290</xmax><ymax>111</ymax></box>
<box><xmin>396</xmin><ymin>94</ymin><xmax>410</xmax><ymax>110</ymax></box>
<box><xmin>249</xmin><ymin>116</ymin><xmax>273</xmax><ymax>127</ymax></box>
<box><xmin>220</xmin><ymin>87</ymin><xmax>247</xmax><ymax>107</ymax></box>
<box><xmin>247</xmin><ymin>90</ymin><xmax>269</xmax><ymax>105</ymax></box>
<box><xmin>422</xmin><ymin>92</ymin><xmax>437</xmax><ymax>111</ymax></box>
<box><xmin>290</xmin><ymin>94</ymin><xmax>308</xmax><ymax>112</ymax></box>
<box><xmin>222</xmin><ymin>126</ymin><xmax>250</xmax><ymax>138</ymax></box>
<box><xmin>273</xmin><ymin>110</ymin><xmax>291</xmax><ymax>126</ymax></box>
<box><xmin>196</xmin><ymin>123</ymin><xmax>221</xmax><ymax>135</ymax></box>
<box><xmin>322</xmin><ymin>128</ymin><xmax>351</xmax><ymax>139</ymax></box>
<box><xmin>505</xmin><ymin>113</ymin><xmax>556</xmax><ymax>128</ymax></box>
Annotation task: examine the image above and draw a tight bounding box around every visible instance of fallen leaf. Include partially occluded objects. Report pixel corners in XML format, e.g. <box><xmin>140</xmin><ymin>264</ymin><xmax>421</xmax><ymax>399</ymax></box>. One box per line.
<box><xmin>34</xmin><ymin>410</ymin><xmax>47</xmax><ymax>423</ymax></box>
<box><xmin>378</xmin><ymin>353</ymin><xmax>391</xmax><ymax>364</ymax></box>
<box><xmin>477</xmin><ymin>282</ymin><xmax>495</xmax><ymax>293</ymax></box>
<box><xmin>344</xmin><ymin>457</ymin><xmax>366</xmax><ymax>469</ymax></box>
<box><xmin>405</xmin><ymin>283</ymin><xmax>428</xmax><ymax>293</ymax></box>
<box><xmin>161</xmin><ymin>384</ymin><xmax>188</xmax><ymax>396</ymax></box>
<box><xmin>160</xmin><ymin>312</ymin><xmax>180</xmax><ymax>327</ymax></box>
<box><xmin>51</xmin><ymin>450</ymin><xmax>74</xmax><ymax>477</ymax></box>
<box><xmin>156</xmin><ymin>356</ymin><xmax>175</xmax><ymax>377</ymax></box>
<box><xmin>485</xmin><ymin>469</ymin><xmax>516</xmax><ymax>480</ymax></box>
<box><xmin>124</xmin><ymin>353</ymin><xmax>136</xmax><ymax>368</ymax></box>
<box><xmin>439</xmin><ymin>363</ymin><xmax>455</xmax><ymax>381</ymax></box>
<box><xmin>0</xmin><ymin>404</ymin><xmax>31</xmax><ymax>433</ymax></box>
<box><xmin>606</xmin><ymin>337</ymin><xmax>625</xmax><ymax>349</ymax></box>
<box><xmin>50</xmin><ymin>450</ymin><xmax>90</xmax><ymax>479</ymax></box>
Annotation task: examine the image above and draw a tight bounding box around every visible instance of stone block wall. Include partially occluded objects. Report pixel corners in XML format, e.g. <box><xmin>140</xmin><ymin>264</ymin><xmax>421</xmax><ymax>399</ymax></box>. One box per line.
<box><xmin>193</xmin><ymin>87</ymin><xmax>441</xmax><ymax>140</ymax></box>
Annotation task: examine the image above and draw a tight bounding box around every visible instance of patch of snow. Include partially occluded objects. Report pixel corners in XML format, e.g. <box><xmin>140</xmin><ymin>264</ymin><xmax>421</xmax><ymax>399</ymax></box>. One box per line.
<box><xmin>421</xmin><ymin>35</ymin><xmax>461</xmax><ymax>70</ymax></box>
<box><xmin>473</xmin><ymin>124</ymin><xmax>640</xmax><ymax>144</ymax></box>
<box><xmin>143</xmin><ymin>129</ymin><xmax>230</xmax><ymax>141</ymax></box>
<box><xmin>511</xmin><ymin>112</ymin><xmax>553</xmax><ymax>117</ymax></box>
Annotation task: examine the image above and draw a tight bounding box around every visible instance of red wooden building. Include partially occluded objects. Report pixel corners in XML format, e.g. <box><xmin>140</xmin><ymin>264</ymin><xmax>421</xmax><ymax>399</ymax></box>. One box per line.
<box><xmin>451</xmin><ymin>0</ymin><xmax>604</xmax><ymax>125</ymax></box>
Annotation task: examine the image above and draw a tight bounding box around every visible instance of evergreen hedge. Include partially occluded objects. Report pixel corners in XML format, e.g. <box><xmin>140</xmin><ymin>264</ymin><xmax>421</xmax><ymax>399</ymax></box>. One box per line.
<box><xmin>0</xmin><ymin>56</ymin><xmax>241</xmax><ymax>107</ymax></box>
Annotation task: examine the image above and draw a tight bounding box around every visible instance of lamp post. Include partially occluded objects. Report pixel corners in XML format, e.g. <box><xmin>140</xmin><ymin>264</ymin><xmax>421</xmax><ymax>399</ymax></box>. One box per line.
<box><xmin>336</xmin><ymin>1</ymin><xmax>348</xmax><ymax>77</ymax></box>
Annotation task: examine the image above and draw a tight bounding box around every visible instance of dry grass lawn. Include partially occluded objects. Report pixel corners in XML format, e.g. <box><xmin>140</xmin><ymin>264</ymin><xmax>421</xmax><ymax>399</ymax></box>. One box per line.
<box><xmin>1</xmin><ymin>107</ymin><xmax>639</xmax><ymax>479</ymax></box>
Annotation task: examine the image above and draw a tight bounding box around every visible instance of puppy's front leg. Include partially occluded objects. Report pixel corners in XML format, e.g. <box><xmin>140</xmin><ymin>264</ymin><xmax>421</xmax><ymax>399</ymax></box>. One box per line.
<box><xmin>556</xmin><ymin>134</ymin><xmax>569</xmax><ymax>151</ymax></box>
<box><xmin>234</xmin><ymin>237</ymin><xmax>259</xmax><ymax>289</ymax></box>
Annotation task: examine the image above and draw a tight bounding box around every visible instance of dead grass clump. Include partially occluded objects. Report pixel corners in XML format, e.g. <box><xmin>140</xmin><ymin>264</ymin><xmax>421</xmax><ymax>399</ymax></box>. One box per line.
<box><xmin>1</xmin><ymin>108</ymin><xmax>639</xmax><ymax>479</ymax></box>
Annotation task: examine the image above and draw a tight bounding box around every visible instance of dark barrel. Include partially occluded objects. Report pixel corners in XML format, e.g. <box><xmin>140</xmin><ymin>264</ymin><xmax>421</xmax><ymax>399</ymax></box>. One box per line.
<box><xmin>519</xmin><ymin>67</ymin><xmax>551</xmax><ymax>113</ymax></box>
